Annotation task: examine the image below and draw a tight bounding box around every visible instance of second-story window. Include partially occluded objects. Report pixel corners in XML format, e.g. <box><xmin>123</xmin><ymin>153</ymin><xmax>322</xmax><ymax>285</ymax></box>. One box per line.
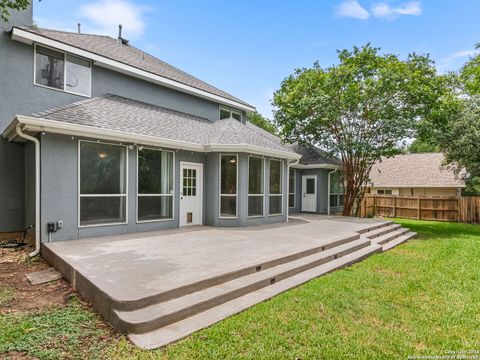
<box><xmin>35</xmin><ymin>45</ymin><xmax>91</xmax><ymax>97</ymax></box>
<box><xmin>219</xmin><ymin>106</ymin><xmax>242</xmax><ymax>121</ymax></box>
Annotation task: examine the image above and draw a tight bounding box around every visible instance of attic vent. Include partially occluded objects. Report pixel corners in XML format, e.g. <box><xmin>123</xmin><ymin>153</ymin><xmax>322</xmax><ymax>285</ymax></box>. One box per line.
<box><xmin>117</xmin><ymin>24</ymin><xmax>129</xmax><ymax>45</ymax></box>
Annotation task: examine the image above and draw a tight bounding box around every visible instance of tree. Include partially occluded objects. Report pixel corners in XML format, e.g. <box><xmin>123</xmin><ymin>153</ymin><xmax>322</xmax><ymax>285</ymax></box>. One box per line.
<box><xmin>407</xmin><ymin>138</ymin><xmax>440</xmax><ymax>153</ymax></box>
<box><xmin>0</xmin><ymin>0</ymin><xmax>30</xmax><ymax>22</ymax></box>
<box><xmin>273</xmin><ymin>44</ymin><xmax>447</xmax><ymax>216</ymax></box>
<box><xmin>247</xmin><ymin>111</ymin><xmax>277</xmax><ymax>135</ymax></box>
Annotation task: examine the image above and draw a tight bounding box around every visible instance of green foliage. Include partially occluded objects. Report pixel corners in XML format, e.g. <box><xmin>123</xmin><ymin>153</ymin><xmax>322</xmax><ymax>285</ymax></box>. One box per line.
<box><xmin>460</xmin><ymin>43</ymin><xmax>480</xmax><ymax>96</ymax></box>
<box><xmin>273</xmin><ymin>44</ymin><xmax>448</xmax><ymax>215</ymax></box>
<box><xmin>247</xmin><ymin>111</ymin><xmax>277</xmax><ymax>135</ymax></box>
<box><xmin>463</xmin><ymin>175</ymin><xmax>480</xmax><ymax>196</ymax></box>
<box><xmin>407</xmin><ymin>138</ymin><xmax>440</xmax><ymax>153</ymax></box>
<box><xmin>0</xmin><ymin>0</ymin><xmax>30</xmax><ymax>22</ymax></box>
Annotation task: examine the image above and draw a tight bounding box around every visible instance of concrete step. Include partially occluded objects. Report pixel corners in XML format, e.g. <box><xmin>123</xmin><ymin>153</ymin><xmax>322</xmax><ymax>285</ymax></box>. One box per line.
<box><xmin>364</xmin><ymin>224</ymin><xmax>402</xmax><ymax>239</ymax></box>
<box><xmin>112</xmin><ymin>232</ymin><xmax>361</xmax><ymax>311</ymax></box>
<box><xmin>382</xmin><ymin>232</ymin><xmax>416</xmax><ymax>252</ymax></box>
<box><xmin>128</xmin><ymin>243</ymin><xmax>382</xmax><ymax>349</ymax></box>
<box><xmin>112</xmin><ymin>237</ymin><xmax>372</xmax><ymax>334</ymax></box>
<box><xmin>370</xmin><ymin>228</ymin><xmax>409</xmax><ymax>245</ymax></box>
<box><xmin>356</xmin><ymin>220</ymin><xmax>393</xmax><ymax>234</ymax></box>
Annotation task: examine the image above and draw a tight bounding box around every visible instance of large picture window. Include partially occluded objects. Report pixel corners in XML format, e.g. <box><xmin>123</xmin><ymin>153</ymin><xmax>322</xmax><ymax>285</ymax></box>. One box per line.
<box><xmin>220</xmin><ymin>154</ymin><xmax>237</xmax><ymax>218</ymax></box>
<box><xmin>79</xmin><ymin>141</ymin><xmax>127</xmax><ymax>226</ymax></box>
<box><xmin>35</xmin><ymin>45</ymin><xmax>91</xmax><ymax>97</ymax></box>
<box><xmin>137</xmin><ymin>148</ymin><xmax>174</xmax><ymax>222</ymax></box>
<box><xmin>248</xmin><ymin>156</ymin><xmax>264</xmax><ymax>217</ymax></box>
<box><xmin>289</xmin><ymin>168</ymin><xmax>296</xmax><ymax>208</ymax></box>
<box><xmin>269</xmin><ymin>159</ymin><xmax>283</xmax><ymax>215</ymax></box>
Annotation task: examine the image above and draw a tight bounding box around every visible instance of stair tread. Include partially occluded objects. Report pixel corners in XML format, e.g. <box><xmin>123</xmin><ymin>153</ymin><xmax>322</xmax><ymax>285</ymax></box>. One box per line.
<box><xmin>370</xmin><ymin>228</ymin><xmax>409</xmax><ymax>244</ymax></box>
<box><xmin>365</xmin><ymin>224</ymin><xmax>401</xmax><ymax>238</ymax></box>
<box><xmin>128</xmin><ymin>243</ymin><xmax>382</xmax><ymax>349</ymax></box>
<box><xmin>357</xmin><ymin>221</ymin><xmax>393</xmax><ymax>234</ymax></box>
<box><xmin>115</xmin><ymin>237</ymin><xmax>372</xmax><ymax>324</ymax></box>
<box><xmin>382</xmin><ymin>232</ymin><xmax>416</xmax><ymax>251</ymax></box>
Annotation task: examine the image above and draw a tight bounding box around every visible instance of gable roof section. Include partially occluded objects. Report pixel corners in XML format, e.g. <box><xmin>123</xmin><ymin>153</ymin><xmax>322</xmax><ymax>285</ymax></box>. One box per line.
<box><xmin>11</xmin><ymin>26</ymin><xmax>254</xmax><ymax>111</ymax></box>
<box><xmin>288</xmin><ymin>143</ymin><xmax>340</xmax><ymax>167</ymax></box>
<box><xmin>3</xmin><ymin>95</ymin><xmax>298</xmax><ymax>159</ymax></box>
<box><xmin>369</xmin><ymin>153</ymin><xmax>465</xmax><ymax>188</ymax></box>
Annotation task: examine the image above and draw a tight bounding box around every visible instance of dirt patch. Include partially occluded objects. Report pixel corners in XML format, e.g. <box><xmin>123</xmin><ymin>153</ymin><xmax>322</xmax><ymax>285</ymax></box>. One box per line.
<box><xmin>0</xmin><ymin>245</ymin><xmax>73</xmax><ymax>313</ymax></box>
<box><xmin>1</xmin><ymin>351</ymin><xmax>38</xmax><ymax>360</ymax></box>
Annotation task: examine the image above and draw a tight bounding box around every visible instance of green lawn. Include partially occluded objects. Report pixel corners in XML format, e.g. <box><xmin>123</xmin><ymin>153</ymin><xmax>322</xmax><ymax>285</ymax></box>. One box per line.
<box><xmin>2</xmin><ymin>219</ymin><xmax>480</xmax><ymax>359</ymax></box>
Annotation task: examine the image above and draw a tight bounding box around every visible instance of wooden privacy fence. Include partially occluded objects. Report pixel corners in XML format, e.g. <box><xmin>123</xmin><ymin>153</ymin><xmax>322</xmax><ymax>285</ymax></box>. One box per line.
<box><xmin>360</xmin><ymin>195</ymin><xmax>480</xmax><ymax>223</ymax></box>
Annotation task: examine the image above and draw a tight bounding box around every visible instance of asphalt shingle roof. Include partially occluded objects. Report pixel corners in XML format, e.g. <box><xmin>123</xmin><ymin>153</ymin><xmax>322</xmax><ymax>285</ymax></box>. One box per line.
<box><xmin>369</xmin><ymin>153</ymin><xmax>465</xmax><ymax>188</ymax></box>
<box><xmin>30</xmin><ymin>95</ymin><xmax>294</xmax><ymax>155</ymax></box>
<box><xmin>18</xmin><ymin>26</ymin><xmax>252</xmax><ymax>108</ymax></box>
<box><xmin>287</xmin><ymin>143</ymin><xmax>340</xmax><ymax>166</ymax></box>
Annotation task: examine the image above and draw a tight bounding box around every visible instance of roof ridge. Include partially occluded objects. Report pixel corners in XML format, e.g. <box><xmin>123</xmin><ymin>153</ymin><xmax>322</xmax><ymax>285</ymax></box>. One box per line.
<box><xmin>32</xmin><ymin>26</ymin><xmax>115</xmax><ymax>39</ymax></box>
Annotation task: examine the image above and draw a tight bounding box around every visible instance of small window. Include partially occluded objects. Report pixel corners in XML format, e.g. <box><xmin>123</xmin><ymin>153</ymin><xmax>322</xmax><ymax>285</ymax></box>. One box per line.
<box><xmin>35</xmin><ymin>45</ymin><xmax>91</xmax><ymax>97</ymax></box>
<box><xmin>288</xmin><ymin>169</ymin><xmax>295</xmax><ymax>208</ymax></box>
<box><xmin>269</xmin><ymin>159</ymin><xmax>283</xmax><ymax>215</ymax></box>
<box><xmin>329</xmin><ymin>172</ymin><xmax>344</xmax><ymax>209</ymax></box>
<box><xmin>219</xmin><ymin>106</ymin><xmax>242</xmax><ymax>121</ymax></box>
<box><xmin>220</xmin><ymin>155</ymin><xmax>237</xmax><ymax>218</ymax></box>
<box><xmin>79</xmin><ymin>141</ymin><xmax>127</xmax><ymax>226</ymax></box>
<box><xmin>377</xmin><ymin>189</ymin><xmax>393</xmax><ymax>195</ymax></box>
<box><xmin>248</xmin><ymin>156</ymin><xmax>264</xmax><ymax>217</ymax></box>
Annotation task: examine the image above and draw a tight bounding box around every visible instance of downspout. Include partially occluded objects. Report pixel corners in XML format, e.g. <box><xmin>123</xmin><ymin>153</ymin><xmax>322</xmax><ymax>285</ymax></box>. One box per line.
<box><xmin>287</xmin><ymin>158</ymin><xmax>300</xmax><ymax>222</ymax></box>
<box><xmin>15</xmin><ymin>124</ymin><xmax>41</xmax><ymax>257</ymax></box>
<box><xmin>327</xmin><ymin>168</ymin><xmax>338</xmax><ymax>215</ymax></box>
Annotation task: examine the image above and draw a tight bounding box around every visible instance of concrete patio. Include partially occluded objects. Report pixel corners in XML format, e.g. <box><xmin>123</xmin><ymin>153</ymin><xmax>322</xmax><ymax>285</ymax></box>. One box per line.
<box><xmin>42</xmin><ymin>215</ymin><xmax>415</xmax><ymax>349</ymax></box>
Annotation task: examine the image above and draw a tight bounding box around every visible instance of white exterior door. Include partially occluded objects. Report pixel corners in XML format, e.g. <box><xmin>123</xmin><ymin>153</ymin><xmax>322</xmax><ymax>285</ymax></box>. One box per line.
<box><xmin>301</xmin><ymin>175</ymin><xmax>317</xmax><ymax>212</ymax></box>
<box><xmin>180</xmin><ymin>162</ymin><xmax>203</xmax><ymax>226</ymax></box>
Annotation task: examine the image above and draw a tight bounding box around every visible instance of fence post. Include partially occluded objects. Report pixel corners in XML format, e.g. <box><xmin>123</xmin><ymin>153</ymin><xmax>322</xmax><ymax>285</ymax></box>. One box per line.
<box><xmin>374</xmin><ymin>195</ymin><xmax>377</xmax><ymax>216</ymax></box>
<box><xmin>393</xmin><ymin>196</ymin><xmax>396</xmax><ymax>218</ymax></box>
<box><xmin>417</xmin><ymin>196</ymin><xmax>421</xmax><ymax>220</ymax></box>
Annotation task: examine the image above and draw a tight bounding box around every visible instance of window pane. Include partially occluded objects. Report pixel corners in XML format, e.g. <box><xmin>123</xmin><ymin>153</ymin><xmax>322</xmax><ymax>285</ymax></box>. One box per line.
<box><xmin>269</xmin><ymin>160</ymin><xmax>282</xmax><ymax>194</ymax></box>
<box><xmin>220</xmin><ymin>108</ymin><xmax>230</xmax><ymax>119</ymax></box>
<box><xmin>289</xmin><ymin>169</ymin><xmax>295</xmax><ymax>193</ymax></box>
<box><xmin>80</xmin><ymin>196</ymin><xmax>126</xmax><ymax>226</ymax></box>
<box><xmin>330</xmin><ymin>172</ymin><xmax>343</xmax><ymax>193</ymax></box>
<box><xmin>306</xmin><ymin>178</ymin><xmax>315</xmax><ymax>194</ymax></box>
<box><xmin>138</xmin><ymin>196</ymin><xmax>173</xmax><ymax>221</ymax></box>
<box><xmin>138</xmin><ymin>149</ymin><xmax>173</xmax><ymax>194</ymax></box>
<box><xmin>220</xmin><ymin>196</ymin><xmax>236</xmax><ymax>217</ymax></box>
<box><xmin>231</xmin><ymin>111</ymin><xmax>241</xmax><ymax>121</ymax></box>
<box><xmin>339</xmin><ymin>194</ymin><xmax>344</xmax><ymax>206</ymax></box>
<box><xmin>385</xmin><ymin>190</ymin><xmax>393</xmax><ymax>195</ymax></box>
<box><xmin>248</xmin><ymin>195</ymin><xmax>263</xmax><ymax>217</ymax></box>
<box><xmin>66</xmin><ymin>54</ymin><xmax>91</xmax><ymax>96</ymax></box>
<box><xmin>269</xmin><ymin>196</ymin><xmax>282</xmax><ymax>215</ymax></box>
<box><xmin>289</xmin><ymin>194</ymin><xmax>295</xmax><ymax>208</ymax></box>
<box><xmin>220</xmin><ymin>155</ymin><xmax>237</xmax><ymax>194</ymax></box>
<box><xmin>330</xmin><ymin>194</ymin><xmax>338</xmax><ymax>207</ymax></box>
<box><xmin>80</xmin><ymin>142</ymin><xmax>126</xmax><ymax>194</ymax></box>
<box><xmin>248</xmin><ymin>157</ymin><xmax>263</xmax><ymax>194</ymax></box>
<box><xmin>35</xmin><ymin>46</ymin><xmax>64</xmax><ymax>89</ymax></box>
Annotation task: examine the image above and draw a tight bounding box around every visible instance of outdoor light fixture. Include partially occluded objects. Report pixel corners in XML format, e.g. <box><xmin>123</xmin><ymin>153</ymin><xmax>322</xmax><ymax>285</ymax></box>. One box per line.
<box><xmin>229</xmin><ymin>158</ymin><xmax>236</xmax><ymax>163</ymax></box>
<box><xmin>97</xmin><ymin>151</ymin><xmax>108</xmax><ymax>159</ymax></box>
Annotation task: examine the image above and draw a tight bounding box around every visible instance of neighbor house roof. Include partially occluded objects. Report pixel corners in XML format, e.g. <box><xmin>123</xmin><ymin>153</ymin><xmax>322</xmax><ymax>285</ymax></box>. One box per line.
<box><xmin>3</xmin><ymin>95</ymin><xmax>299</xmax><ymax>159</ymax></box>
<box><xmin>11</xmin><ymin>26</ymin><xmax>254</xmax><ymax>111</ymax></box>
<box><xmin>368</xmin><ymin>153</ymin><xmax>466</xmax><ymax>188</ymax></box>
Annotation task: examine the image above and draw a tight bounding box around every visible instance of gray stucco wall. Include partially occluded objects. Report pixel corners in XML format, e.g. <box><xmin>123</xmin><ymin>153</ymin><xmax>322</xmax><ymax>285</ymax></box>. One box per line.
<box><xmin>288</xmin><ymin>168</ymin><xmax>332</xmax><ymax>214</ymax></box>
<box><xmin>0</xmin><ymin>13</ymin><xmax>245</xmax><ymax>232</ymax></box>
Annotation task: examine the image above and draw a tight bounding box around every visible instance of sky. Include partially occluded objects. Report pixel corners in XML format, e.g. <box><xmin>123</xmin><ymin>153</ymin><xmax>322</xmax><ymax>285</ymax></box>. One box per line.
<box><xmin>33</xmin><ymin>0</ymin><xmax>480</xmax><ymax>117</ymax></box>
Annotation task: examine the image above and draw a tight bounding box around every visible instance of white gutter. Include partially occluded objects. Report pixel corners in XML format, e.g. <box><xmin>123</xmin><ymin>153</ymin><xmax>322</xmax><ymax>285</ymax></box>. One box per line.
<box><xmin>287</xmin><ymin>158</ymin><xmax>300</xmax><ymax>221</ymax></box>
<box><xmin>15</xmin><ymin>124</ymin><xmax>41</xmax><ymax>257</ymax></box>
<box><xmin>4</xmin><ymin>116</ymin><xmax>302</xmax><ymax>161</ymax></box>
<box><xmin>292</xmin><ymin>163</ymin><xmax>340</xmax><ymax>170</ymax></box>
<box><xmin>11</xmin><ymin>27</ymin><xmax>256</xmax><ymax>113</ymax></box>
<box><xmin>327</xmin><ymin>168</ymin><xmax>338</xmax><ymax>215</ymax></box>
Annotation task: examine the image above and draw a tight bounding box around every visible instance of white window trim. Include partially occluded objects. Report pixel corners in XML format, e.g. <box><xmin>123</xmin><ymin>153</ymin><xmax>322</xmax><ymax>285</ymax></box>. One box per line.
<box><xmin>34</xmin><ymin>43</ymin><xmax>92</xmax><ymax>98</ymax></box>
<box><xmin>268</xmin><ymin>159</ymin><xmax>284</xmax><ymax>216</ymax></box>
<box><xmin>247</xmin><ymin>155</ymin><xmax>265</xmax><ymax>218</ymax></box>
<box><xmin>136</xmin><ymin>147</ymin><xmax>175</xmax><ymax>223</ymax></box>
<box><xmin>78</xmin><ymin>140</ymin><xmax>128</xmax><ymax>228</ymax></box>
<box><xmin>288</xmin><ymin>168</ymin><xmax>296</xmax><ymax>208</ymax></box>
<box><xmin>219</xmin><ymin>153</ymin><xmax>238</xmax><ymax>219</ymax></box>
<box><xmin>219</xmin><ymin>105</ymin><xmax>242</xmax><ymax>121</ymax></box>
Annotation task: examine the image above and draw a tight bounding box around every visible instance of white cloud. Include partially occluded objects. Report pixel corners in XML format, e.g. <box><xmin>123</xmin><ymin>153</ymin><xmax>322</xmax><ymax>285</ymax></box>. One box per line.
<box><xmin>335</xmin><ymin>0</ymin><xmax>370</xmax><ymax>20</ymax></box>
<box><xmin>437</xmin><ymin>49</ymin><xmax>478</xmax><ymax>73</ymax></box>
<box><xmin>372</xmin><ymin>1</ymin><xmax>422</xmax><ymax>19</ymax></box>
<box><xmin>79</xmin><ymin>0</ymin><xmax>150</xmax><ymax>39</ymax></box>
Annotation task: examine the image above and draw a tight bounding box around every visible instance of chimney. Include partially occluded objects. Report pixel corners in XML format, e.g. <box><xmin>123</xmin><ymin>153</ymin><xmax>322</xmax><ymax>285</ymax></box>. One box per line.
<box><xmin>77</xmin><ymin>23</ymin><xmax>81</xmax><ymax>34</ymax></box>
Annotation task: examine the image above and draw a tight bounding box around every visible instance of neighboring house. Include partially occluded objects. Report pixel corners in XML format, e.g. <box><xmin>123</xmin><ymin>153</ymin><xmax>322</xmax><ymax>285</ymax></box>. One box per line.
<box><xmin>287</xmin><ymin>144</ymin><xmax>344</xmax><ymax>215</ymax></box>
<box><xmin>0</xmin><ymin>5</ymin><xmax>304</xmax><ymax>247</ymax></box>
<box><xmin>367</xmin><ymin>153</ymin><xmax>466</xmax><ymax>197</ymax></box>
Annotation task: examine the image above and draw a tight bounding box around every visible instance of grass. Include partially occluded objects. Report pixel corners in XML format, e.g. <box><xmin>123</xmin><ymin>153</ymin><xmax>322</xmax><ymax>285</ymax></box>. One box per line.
<box><xmin>1</xmin><ymin>219</ymin><xmax>480</xmax><ymax>359</ymax></box>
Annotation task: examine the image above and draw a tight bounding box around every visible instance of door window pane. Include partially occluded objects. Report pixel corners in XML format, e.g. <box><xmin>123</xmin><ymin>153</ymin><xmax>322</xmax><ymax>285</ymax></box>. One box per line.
<box><xmin>80</xmin><ymin>196</ymin><xmax>126</xmax><ymax>226</ymax></box>
<box><xmin>138</xmin><ymin>196</ymin><xmax>173</xmax><ymax>221</ymax></box>
<box><xmin>66</xmin><ymin>54</ymin><xmax>91</xmax><ymax>96</ymax></box>
<box><xmin>35</xmin><ymin>45</ymin><xmax>64</xmax><ymax>90</ymax></box>
<box><xmin>306</xmin><ymin>178</ymin><xmax>315</xmax><ymax>194</ymax></box>
<box><xmin>289</xmin><ymin>194</ymin><xmax>295</xmax><ymax>208</ymax></box>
